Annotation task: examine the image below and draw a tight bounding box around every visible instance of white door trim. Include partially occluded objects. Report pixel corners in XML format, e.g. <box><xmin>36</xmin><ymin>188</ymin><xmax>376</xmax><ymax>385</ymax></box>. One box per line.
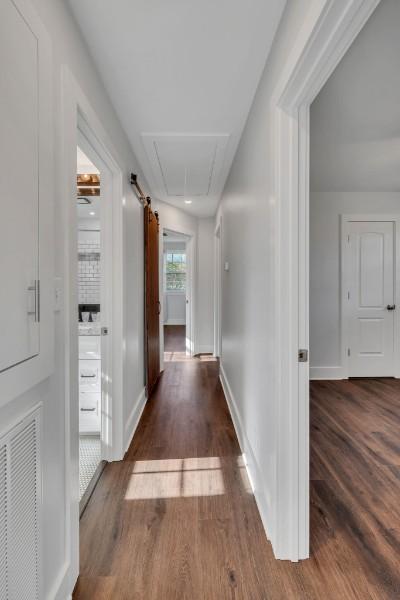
<box><xmin>76</xmin><ymin>126</ymin><xmax>115</xmax><ymax>458</ymax></box>
<box><xmin>271</xmin><ymin>0</ymin><xmax>381</xmax><ymax>561</ymax></box>
<box><xmin>159</xmin><ymin>225</ymin><xmax>197</xmax><ymax>361</ymax></box>
<box><xmin>341</xmin><ymin>214</ymin><xmax>400</xmax><ymax>379</ymax></box>
<box><xmin>213</xmin><ymin>219</ymin><xmax>222</xmax><ymax>358</ymax></box>
<box><xmin>60</xmin><ymin>65</ymin><xmax>124</xmax><ymax>590</ymax></box>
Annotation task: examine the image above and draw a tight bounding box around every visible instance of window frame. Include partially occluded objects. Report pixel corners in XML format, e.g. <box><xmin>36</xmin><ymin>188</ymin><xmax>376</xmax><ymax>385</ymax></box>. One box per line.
<box><xmin>164</xmin><ymin>251</ymin><xmax>187</xmax><ymax>294</ymax></box>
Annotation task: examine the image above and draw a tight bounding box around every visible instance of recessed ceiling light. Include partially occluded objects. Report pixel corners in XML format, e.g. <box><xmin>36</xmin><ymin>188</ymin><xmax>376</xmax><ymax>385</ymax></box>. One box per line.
<box><xmin>90</xmin><ymin>211</ymin><xmax>95</xmax><ymax>216</ymax></box>
<box><xmin>184</xmin><ymin>200</ymin><xmax>192</xmax><ymax>204</ymax></box>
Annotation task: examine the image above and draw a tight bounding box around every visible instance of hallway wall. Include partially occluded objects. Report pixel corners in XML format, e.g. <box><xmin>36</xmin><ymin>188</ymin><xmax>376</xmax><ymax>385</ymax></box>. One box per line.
<box><xmin>197</xmin><ymin>218</ymin><xmax>215</xmax><ymax>353</ymax></box>
<box><xmin>0</xmin><ymin>0</ymin><xmax>147</xmax><ymax>598</ymax></box>
<box><xmin>216</xmin><ymin>0</ymin><xmax>313</xmax><ymax>553</ymax></box>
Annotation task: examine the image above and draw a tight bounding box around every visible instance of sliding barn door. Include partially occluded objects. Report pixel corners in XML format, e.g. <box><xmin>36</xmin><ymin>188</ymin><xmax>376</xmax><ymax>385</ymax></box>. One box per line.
<box><xmin>144</xmin><ymin>205</ymin><xmax>161</xmax><ymax>397</ymax></box>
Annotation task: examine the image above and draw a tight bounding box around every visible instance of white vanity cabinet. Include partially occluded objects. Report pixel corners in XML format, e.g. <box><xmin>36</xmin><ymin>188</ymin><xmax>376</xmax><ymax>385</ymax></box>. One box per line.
<box><xmin>0</xmin><ymin>0</ymin><xmax>53</xmax><ymax>406</ymax></box>
<box><xmin>79</xmin><ymin>336</ymin><xmax>101</xmax><ymax>434</ymax></box>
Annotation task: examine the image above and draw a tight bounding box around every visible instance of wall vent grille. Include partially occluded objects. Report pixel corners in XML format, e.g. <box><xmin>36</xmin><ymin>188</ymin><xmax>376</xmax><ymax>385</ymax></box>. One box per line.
<box><xmin>0</xmin><ymin>406</ymin><xmax>41</xmax><ymax>599</ymax></box>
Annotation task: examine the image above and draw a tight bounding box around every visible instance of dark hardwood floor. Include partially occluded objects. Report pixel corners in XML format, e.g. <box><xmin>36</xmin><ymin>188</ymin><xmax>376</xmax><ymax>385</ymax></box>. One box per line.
<box><xmin>164</xmin><ymin>324</ymin><xmax>186</xmax><ymax>352</ymax></box>
<box><xmin>74</xmin><ymin>365</ymin><xmax>400</xmax><ymax>599</ymax></box>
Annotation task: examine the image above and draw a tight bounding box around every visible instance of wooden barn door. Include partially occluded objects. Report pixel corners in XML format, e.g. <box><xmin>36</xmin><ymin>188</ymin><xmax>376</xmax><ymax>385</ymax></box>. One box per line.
<box><xmin>144</xmin><ymin>205</ymin><xmax>161</xmax><ymax>397</ymax></box>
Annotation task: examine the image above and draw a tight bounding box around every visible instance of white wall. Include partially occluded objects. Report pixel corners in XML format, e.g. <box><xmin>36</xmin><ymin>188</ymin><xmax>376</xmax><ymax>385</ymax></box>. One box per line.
<box><xmin>310</xmin><ymin>192</ymin><xmax>400</xmax><ymax>379</ymax></box>
<box><xmin>197</xmin><ymin>218</ymin><xmax>215</xmax><ymax>353</ymax></box>
<box><xmin>310</xmin><ymin>0</ymin><xmax>400</xmax><ymax>193</ymax></box>
<box><xmin>216</xmin><ymin>0</ymin><xmax>312</xmax><ymax>553</ymax></box>
<box><xmin>0</xmin><ymin>0</ymin><xmax>147</xmax><ymax>598</ymax></box>
<box><xmin>154</xmin><ymin>199</ymin><xmax>214</xmax><ymax>353</ymax></box>
<box><xmin>164</xmin><ymin>293</ymin><xmax>186</xmax><ymax>325</ymax></box>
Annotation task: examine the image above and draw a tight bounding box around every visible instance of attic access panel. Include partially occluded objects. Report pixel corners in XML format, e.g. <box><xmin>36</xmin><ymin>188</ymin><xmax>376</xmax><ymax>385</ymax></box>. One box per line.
<box><xmin>142</xmin><ymin>133</ymin><xmax>229</xmax><ymax>199</ymax></box>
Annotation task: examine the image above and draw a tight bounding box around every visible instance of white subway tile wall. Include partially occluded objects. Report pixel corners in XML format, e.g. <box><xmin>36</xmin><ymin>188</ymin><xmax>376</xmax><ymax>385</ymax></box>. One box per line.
<box><xmin>78</xmin><ymin>240</ymin><xmax>100</xmax><ymax>304</ymax></box>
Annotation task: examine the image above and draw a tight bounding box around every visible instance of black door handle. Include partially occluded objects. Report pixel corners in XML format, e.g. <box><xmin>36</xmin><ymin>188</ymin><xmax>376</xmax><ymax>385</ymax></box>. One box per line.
<box><xmin>387</xmin><ymin>304</ymin><xmax>396</xmax><ymax>311</ymax></box>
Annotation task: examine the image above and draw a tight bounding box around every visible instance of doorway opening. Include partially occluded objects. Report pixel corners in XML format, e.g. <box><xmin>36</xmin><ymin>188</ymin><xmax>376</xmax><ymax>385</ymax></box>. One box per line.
<box><xmin>62</xmin><ymin>67</ymin><xmax>125</xmax><ymax>585</ymax></box>
<box><xmin>270</xmin><ymin>0</ymin><xmax>382</xmax><ymax>561</ymax></box>
<box><xmin>307</xmin><ymin>0</ymin><xmax>400</xmax><ymax>574</ymax></box>
<box><xmin>76</xmin><ymin>141</ymin><xmax>106</xmax><ymax>511</ymax></box>
<box><xmin>162</xmin><ymin>229</ymin><xmax>189</xmax><ymax>360</ymax></box>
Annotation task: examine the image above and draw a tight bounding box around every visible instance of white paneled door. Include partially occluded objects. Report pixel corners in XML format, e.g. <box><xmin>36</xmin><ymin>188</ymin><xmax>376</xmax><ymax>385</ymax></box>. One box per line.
<box><xmin>345</xmin><ymin>221</ymin><xmax>395</xmax><ymax>377</ymax></box>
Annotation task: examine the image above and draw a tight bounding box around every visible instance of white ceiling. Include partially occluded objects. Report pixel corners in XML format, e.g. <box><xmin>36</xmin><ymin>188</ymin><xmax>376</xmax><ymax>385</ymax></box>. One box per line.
<box><xmin>311</xmin><ymin>0</ymin><xmax>400</xmax><ymax>193</ymax></box>
<box><xmin>68</xmin><ymin>0</ymin><xmax>286</xmax><ymax>216</ymax></box>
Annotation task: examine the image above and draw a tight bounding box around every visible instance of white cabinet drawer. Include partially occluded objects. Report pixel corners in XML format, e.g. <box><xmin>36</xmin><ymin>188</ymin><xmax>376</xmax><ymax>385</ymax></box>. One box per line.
<box><xmin>79</xmin><ymin>410</ymin><xmax>101</xmax><ymax>435</ymax></box>
<box><xmin>79</xmin><ymin>336</ymin><xmax>101</xmax><ymax>360</ymax></box>
<box><xmin>79</xmin><ymin>392</ymin><xmax>101</xmax><ymax>434</ymax></box>
<box><xmin>79</xmin><ymin>359</ymin><xmax>101</xmax><ymax>391</ymax></box>
<box><xmin>79</xmin><ymin>392</ymin><xmax>99</xmax><ymax>411</ymax></box>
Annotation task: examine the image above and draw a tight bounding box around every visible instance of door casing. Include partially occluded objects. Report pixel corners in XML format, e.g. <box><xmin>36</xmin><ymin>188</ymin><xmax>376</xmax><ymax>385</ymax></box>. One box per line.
<box><xmin>271</xmin><ymin>0</ymin><xmax>381</xmax><ymax>561</ymax></box>
<box><xmin>214</xmin><ymin>219</ymin><xmax>222</xmax><ymax>358</ymax></box>
<box><xmin>61</xmin><ymin>65</ymin><xmax>124</xmax><ymax>589</ymax></box>
<box><xmin>159</xmin><ymin>225</ymin><xmax>196</xmax><ymax>366</ymax></box>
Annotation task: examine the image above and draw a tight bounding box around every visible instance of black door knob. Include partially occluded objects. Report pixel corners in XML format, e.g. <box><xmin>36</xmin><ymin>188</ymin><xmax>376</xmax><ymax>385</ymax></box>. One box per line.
<box><xmin>387</xmin><ymin>304</ymin><xmax>396</xmax><ymax>311</ymax></box>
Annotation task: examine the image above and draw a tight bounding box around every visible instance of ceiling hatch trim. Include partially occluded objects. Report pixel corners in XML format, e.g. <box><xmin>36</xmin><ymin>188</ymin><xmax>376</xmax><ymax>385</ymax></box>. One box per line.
<box><xmin>141</xmin><ymin>133</ymin><xmax>229</xmax><ymax>200</ymax></box>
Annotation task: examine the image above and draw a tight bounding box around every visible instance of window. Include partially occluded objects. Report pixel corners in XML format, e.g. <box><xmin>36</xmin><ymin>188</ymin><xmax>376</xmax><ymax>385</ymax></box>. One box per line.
<box><xmin>165</xmin><ymin>252</ymin><xmax>186</xmax><ymax>291</ymax></box>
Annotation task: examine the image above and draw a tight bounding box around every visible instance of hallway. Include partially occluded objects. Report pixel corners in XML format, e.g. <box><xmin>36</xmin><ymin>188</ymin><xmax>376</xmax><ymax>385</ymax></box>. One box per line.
<box><xmin>75</xmin><ymin>349</ymin><xmax>274</xmax><ymax>599</ymax></box>
<box><xmin>4</xmin><ymin>1</ymin><xmax>400</xmax><ymax>597</ymax></box>
<box><xmin>74</xmin><ymin>361</ymin><xmax>400</xmax><ymax>599</ymax></box>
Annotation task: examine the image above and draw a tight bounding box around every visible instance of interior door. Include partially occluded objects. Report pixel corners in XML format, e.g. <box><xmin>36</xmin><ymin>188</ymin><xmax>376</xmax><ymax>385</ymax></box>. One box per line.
<box><xmin>144</xmin><ymin>205</ymin><xmax>161</xmax><ymax>397</ymax></box>
<box><xmin>0</xmin><ymin>0</ymin><xmax>40</xmax><ymax>373</ymax></box>
<box><xmin>346</xmin><ymin>221</ymin><xmax>395</xmax><ymax>377</ymax></box>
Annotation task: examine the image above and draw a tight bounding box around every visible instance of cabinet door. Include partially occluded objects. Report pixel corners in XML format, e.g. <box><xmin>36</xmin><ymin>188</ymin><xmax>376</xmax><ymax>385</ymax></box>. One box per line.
<box><xmin>0</xmin><ymin>0</ymin><xmax>40</xmax><ymax>372</ymax></box>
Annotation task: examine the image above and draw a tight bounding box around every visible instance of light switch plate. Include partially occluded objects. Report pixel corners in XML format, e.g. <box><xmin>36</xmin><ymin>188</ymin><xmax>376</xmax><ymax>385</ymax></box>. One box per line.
<box><xmin>224</xmin><ymin>262</ymin><xmax>230</xmax><ymax>272</ymax></box>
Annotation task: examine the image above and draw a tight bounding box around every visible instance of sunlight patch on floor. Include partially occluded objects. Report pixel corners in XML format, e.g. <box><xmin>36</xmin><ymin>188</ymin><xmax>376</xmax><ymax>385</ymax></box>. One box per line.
<box><xmin>125</xmin><ymin>456</ymin><xmax>225</xmax><ymax>500</ymax></box>
<box><xmin>164</xmin><ymin>351</ymin><xmax>217</xmax><ymax>363</ymax></box>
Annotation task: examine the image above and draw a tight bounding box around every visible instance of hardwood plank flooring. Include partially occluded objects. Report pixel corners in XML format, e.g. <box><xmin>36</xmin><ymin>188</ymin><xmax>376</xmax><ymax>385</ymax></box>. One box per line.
<box><xmin>74</xmin><ymin>366</ymin><xmax>400</xmax><ymax>599</ymax></box>
<box><xmin>164</xmin><ymin>324</ymin><xmax>186</xmax><ymax>352</ymax></box>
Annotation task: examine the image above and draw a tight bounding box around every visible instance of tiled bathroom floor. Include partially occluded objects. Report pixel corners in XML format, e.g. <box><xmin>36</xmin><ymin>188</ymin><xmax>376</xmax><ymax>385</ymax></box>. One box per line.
<box><xmin>79</xmin><ymin>435</ymin><xmax>101</xmax><ymax>500</ymax></box>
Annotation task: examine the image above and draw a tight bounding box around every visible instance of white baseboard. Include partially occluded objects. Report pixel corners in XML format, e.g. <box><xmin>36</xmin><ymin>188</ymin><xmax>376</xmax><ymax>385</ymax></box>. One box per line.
<box><xmin>195</xmin><ymin>344</ymin><xmax>213</xmax><ymax>355</ymax></box>
<box><xmin>124</xmin><ymin>387</ymin><xmax>146</xmax><ymax>452</ymax></box>
<box><xmin>310</xmin><ymin>366</ymin><xmax>346</xmax><ymax>380</ymax></box>
<box><xmin>219</xmin><ymin>364</ymin><xmax>273</xmax><ymax>544</ymax></box>
<box><xmin>165</xmin><ymin>319</ymin><xmax>185</xmax><ymax>325</ymax></box>
<box><xmin>47</xmin><ymin>558</ymin><xmax>74</xmax><ymax>600</ymax></box>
